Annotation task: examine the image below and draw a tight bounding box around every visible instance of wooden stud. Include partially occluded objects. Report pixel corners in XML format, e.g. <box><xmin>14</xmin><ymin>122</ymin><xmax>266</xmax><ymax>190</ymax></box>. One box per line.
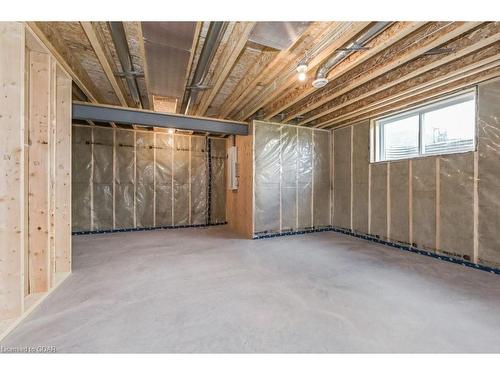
<box><xmin>236</xmin><ymin>22</ymin><xmax>370</xmax><ymax>121</ymax></box>
<box><xmin>194</xmin><ymin>22</ymin><xmax>257</xmax><ymax>116</ymax></box>
<box><xmin>28</xmin><ymin>50</ymin><xmax>51</xmax><ymax>294</ymax></box>
<box><xmin>80</xmin><ymin>22</ymin><xmax>129</xmax><ymax>106</ymax></box>
<box><xmin>0</xmin><ymin>22</ymin><xmax>26</xmax><ymax>322</ymax></box>
<box><xmin>281</xmin><ymin>22</ymin><xmax>426</xmax><ymax>123</ymax></box>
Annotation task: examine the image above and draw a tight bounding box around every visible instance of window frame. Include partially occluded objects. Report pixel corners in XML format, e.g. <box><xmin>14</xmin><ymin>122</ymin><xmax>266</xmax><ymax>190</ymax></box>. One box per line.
<box><xmin>371</xmin><ymin>89</ymin><xmax>477</xmax><ymax>163</ymax></box>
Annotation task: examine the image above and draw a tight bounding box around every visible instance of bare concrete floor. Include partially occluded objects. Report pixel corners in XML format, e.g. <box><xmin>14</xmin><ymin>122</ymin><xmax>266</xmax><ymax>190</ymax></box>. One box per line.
<box><xmin>2</xmin><ymin>226</ymin><xmax>500</xmax><ymax>353</ymax></box>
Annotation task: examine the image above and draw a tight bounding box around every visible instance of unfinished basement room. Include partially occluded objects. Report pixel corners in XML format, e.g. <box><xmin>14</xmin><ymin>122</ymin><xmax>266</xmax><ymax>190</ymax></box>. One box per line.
<box><xmin>2</xmin><ymin>5</ymin><xmax>500</xmax><ymax>361</ymax></box>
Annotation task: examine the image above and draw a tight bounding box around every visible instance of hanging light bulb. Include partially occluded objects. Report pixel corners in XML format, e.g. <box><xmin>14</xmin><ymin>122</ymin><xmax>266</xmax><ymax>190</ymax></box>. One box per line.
<box><xmin>167</xmin><ymin>128</ymin><xmax>175</xmax><ymax>134</ymax></box>
<box><xmin>296</xmin><ymin>63</ymin><xmax>308</xmax><ymax>82</ymax></box>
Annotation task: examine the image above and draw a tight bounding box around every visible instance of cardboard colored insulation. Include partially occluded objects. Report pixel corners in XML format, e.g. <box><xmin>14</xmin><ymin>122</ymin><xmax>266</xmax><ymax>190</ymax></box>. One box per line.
<box><xmin>411</xmin><ymin>157</ymin><xmax>436</xmax><ymax>250</ymax></box>
<box><xmin>351</xmin><ymin>121</ymin><xmax>370</xmax><ymax>233</ymax></box>
<box><xmin>439</xmin><ymin>153</ymin><xmax>474</xmax><ymax>260</ymax></box>
<box><xmin>297</xmin><ymin>128</ymin><xmax>313</xmax><ymax>229</ymax></box>
<box><xmin>389</xmin><ymin>160</ymin><xmax>409</xmax><ymax>244</ymax></box>
<box><xmin>477</xmin><ymin>78</ymin><xmax>500</xmax><ymax>268</ymax></box>
<box><xmin>136</xmin><ymin>132</ymin><xmax>154</xmax><ymax>228</ymax></box>
<box><xmin>115</xmin><ymin>129</ymin><xmax>135</xmax><ymax>229</ymax></box>
<box><xmin>71</xmin><ymin>126</ymin><xmax>226</xmax><ymax>233</ymax></box>
<box><xmin>209</xmin><ymin>138</ymin><xmax>227</xmax><ymax>224</ymax></box>
<box><xmin>72</xmin><ymin>126</ymin><xmax>92</xmax><ymax>231</ymax></box>
<box><xmin>190</xmin><ymin>136</ymin><xmax>208</xmax><ymax>225</ymax></box>
<box><xmin>92</xmin><ymin>127</ymin><xmax>113</xmax><ymax>230</ymax></box>
<box><xmin>155</xmin><ymin>133</ymin><xmax>173</xmax><ymax>226</ymax></box>
<box><xmin>333</xmin><ymin>126</ymin><xmax>351</xmax><ymax>229</ymax></box>
<box><xmin>253</xmin><ymin>120</ymin><xmax>330</xmax><ymax>236</ymax></box>
<box><xmin>370</xmin><ymin>163</ymin><xmax>387</xmax><ymax>239</ymax></box>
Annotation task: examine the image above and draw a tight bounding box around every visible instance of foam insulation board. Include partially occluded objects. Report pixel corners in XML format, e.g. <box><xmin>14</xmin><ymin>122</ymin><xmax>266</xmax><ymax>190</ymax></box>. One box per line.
<box><xmin>439</xmin><ymin>152</ymin><xmax>474</xmax><ymax>260</ymax></box>
<box><xmin>370</xmin><ymin>163</ymin><xmax>387</xmax><ymax>239</ymax></box>
<box><xmin>389</xmin><ymin>160</ymin><xmax>409</xmax><ymax>244</ymax></box>
<box><xmin>477</xmin><ymin>78</ymin><xmax>500</xmax><ymax>267</ymax></box>
<box><xmin>351</xmin><ymin>121</ymin><xmax>370</xmax><ymax>233</ymax></box>
<box><xmin>333</xmin><ymin>126</ymin><xmax>351</xmax><ymax>229</ymax></box>
<box><xmin>412</xmin><ymin>157</ymin><xmax>436</xmax><ymax>250</ymax></box>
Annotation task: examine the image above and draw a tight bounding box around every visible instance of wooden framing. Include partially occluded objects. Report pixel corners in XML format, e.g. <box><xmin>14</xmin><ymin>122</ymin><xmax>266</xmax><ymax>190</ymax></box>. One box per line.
<box><xmin>303</xmin><ymin>23</ymin><xmax>500</xmax><ymax>126</ymax></box>
<box><xmin>235</xmin><ymin>22</ymin><xmax>370</xmax><ymax>121</ymax></box>
<box><xmin>270</xmin><ymin>22</ymin><xmax>481</xmax><ymax>126</ymax></box>
<box><xmin>278</xmin><ymin>22</ymin><xmax>427</xmax><ymax>122</ymax></box>
<box><xmin>194</xmin><ymin>22</ymin><xmax>257</xmax><ymax>116</ymax></box>
<box><xmin>317</xmin><ymin>47</ymin><xmax>500</xmax><ymax>127</ymax></box>
<box><xmin>80</xmin><ymin>22</ymin><xmax>128</xmax><ymax>106</ymax></box>
<box><xmin>0</xmin><ymin>22</ymin><xmax>72</xmax><ymax>340</ymax></box>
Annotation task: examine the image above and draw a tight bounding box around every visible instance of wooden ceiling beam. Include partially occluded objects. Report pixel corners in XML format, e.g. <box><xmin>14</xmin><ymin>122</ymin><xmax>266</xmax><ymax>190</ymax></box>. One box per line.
<box><xmin>303</xmin><ymin>23</ymin><xmax>500</xmax><ymax>126</ymax></box>
<box><xmin>279</xmin><ymin>21</ymin><xmax>425</xmax><ymax>123</ymax></box>
<box><xmin>235</xmin><ymin>22</ymin><xmax>370</xmax><ymax>121</ymax></box>
<box><xmin>80</xmin><ymin>22</ymin><xmax>129</xmax><ymax>107</ymax></box>
<box><xmin>219</xmin><ymin>22</ymin><xmax>333</xmax><ymax>119</ymax></box>
<box><xmin>194</xmin><ymin>22</ymin><xmax>257</xmax><ymax>116</ymax></box>
<box><xmin>124</xmin><ymin>22</ymin><xmax>154</xmax><ymax>111</ymax></box>
<box><xmin>181</xmin><ymin>21</ymin><xmax>203</xmax><ymax>113</ymax></box>
<box><xmin>265</xmin><ymin>21</ymin><xmax>482</xmax><ymax>124</ymax></box>
<box><xmin>26</xmin><ymin>22</ymin><xmax>100</xmax><ymax>103</ymax></box>
<box><xmin>321</xmin><ymin>61</ymin><xmax>500</xmax><ymax>129</ymax></box>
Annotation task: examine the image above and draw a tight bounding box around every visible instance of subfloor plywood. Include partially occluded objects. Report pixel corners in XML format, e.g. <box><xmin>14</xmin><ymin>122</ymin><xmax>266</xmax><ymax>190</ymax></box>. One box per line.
<box><xmin>2</xmin><ymin>227</ymin><xmax>500</xmax><ymax>352</ymax></box>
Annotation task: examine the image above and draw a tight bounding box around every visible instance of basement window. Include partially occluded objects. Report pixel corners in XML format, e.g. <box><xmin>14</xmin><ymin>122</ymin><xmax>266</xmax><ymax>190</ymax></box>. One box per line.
<box><xmin>373</xmin><ymin>91</ymin><xmax>476</xmax><ymax>162</ymax></box>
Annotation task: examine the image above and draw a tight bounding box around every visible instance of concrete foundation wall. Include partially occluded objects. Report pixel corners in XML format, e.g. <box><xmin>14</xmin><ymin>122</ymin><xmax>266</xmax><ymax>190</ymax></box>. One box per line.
<box><xmin>331</xmin><ymin>78</ymin><xmax>500</xmax><ymax>268</ymax></box>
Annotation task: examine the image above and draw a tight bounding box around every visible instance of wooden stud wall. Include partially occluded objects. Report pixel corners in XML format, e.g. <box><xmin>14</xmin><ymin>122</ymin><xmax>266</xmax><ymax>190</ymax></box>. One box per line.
<box><xmin>0</xmin><ymin>22</ymin><xmax>72</xmax><ymax>340</ymax></box>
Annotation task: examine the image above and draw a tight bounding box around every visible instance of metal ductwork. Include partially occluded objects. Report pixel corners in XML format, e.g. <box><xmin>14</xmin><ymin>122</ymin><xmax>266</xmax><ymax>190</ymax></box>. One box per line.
<box><xmin>312</xmin><ymin>22</ymin><xmax>392</xmax><ymax>89</ymax></box>
<box><xmin>181</xmin><ymin>21</ymin><xmax>228</xmax><ymax>114</ymax></box>
<box><xmin>108</xmin><ymin>21</ymin><xmax>145</xmax><ymax>108</ymax></box>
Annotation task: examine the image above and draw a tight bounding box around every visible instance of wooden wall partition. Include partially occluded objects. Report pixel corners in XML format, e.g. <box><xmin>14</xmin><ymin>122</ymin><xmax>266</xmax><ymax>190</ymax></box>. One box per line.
<box><xmin>0</xmin><ymin>22</ymin><xmax>72</xmax><ymax>340</ymax></box>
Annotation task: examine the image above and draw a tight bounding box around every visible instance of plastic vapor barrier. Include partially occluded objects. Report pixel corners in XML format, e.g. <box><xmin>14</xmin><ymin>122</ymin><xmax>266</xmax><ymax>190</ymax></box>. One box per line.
<box><xmin>72</xmin><ymin>126</ymin><xmax>92</xmax><ymax>231</ymax></box>
<box><xmin>71</xmin><ymin>126</ymin><xmax>226</xmax><ymax>233</ymax></box>
<box><xmin>253</xmin><ymin>121</ymin><xmax>331</xmax><ymax>236</ymax></box>
<box><xmin>115</xmin><ymin>129</ymin><xmax>135</xmax><ymax>229</ymax></box>
<box><xmin>190</xmin><ymin>136</ymin><xmax>208</xmax><ymax>225</ymax></box>
<box><xmin>210</xmin><ymin>138</ymin><xmax>227</xmax><ymax>224</ymax></box>
<box><xmin>155</xmin><ymin>133</ymin><xmax>173</xmax><ymax>226</ymax></box>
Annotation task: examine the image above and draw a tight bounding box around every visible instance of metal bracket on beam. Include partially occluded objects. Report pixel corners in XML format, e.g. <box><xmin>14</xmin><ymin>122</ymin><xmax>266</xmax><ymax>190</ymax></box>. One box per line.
<box><xmin>72</xmin><ymin>101</ymin><xmax>249</xmax><ymax>135</ymax></box>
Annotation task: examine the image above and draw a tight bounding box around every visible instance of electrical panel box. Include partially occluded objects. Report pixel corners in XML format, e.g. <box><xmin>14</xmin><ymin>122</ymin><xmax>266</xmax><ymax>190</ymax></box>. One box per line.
<box><xmin>227</xmin><ymin>146</ymin><xmax>238</xmax><ymax>190</ymax></box>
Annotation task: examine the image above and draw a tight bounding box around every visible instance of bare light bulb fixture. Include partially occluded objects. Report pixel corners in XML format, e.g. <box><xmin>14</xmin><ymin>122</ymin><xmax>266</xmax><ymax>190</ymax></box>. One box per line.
<box><xmin>167</xmin><ymin>128</ymin><xmax>175</xmax><ymax>134</ymax></box>
<box><xmin>296</xmin><ymin>63</ymin><xmax>308</xmax><ymax>82</ymax></box>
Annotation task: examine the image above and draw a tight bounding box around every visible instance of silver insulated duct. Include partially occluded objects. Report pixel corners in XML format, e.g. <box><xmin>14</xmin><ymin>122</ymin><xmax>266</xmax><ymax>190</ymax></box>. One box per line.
<box><xmin>312</xmin><ymin>22</ymin><xmax>392</xmax><ymax>89</ymax></box>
